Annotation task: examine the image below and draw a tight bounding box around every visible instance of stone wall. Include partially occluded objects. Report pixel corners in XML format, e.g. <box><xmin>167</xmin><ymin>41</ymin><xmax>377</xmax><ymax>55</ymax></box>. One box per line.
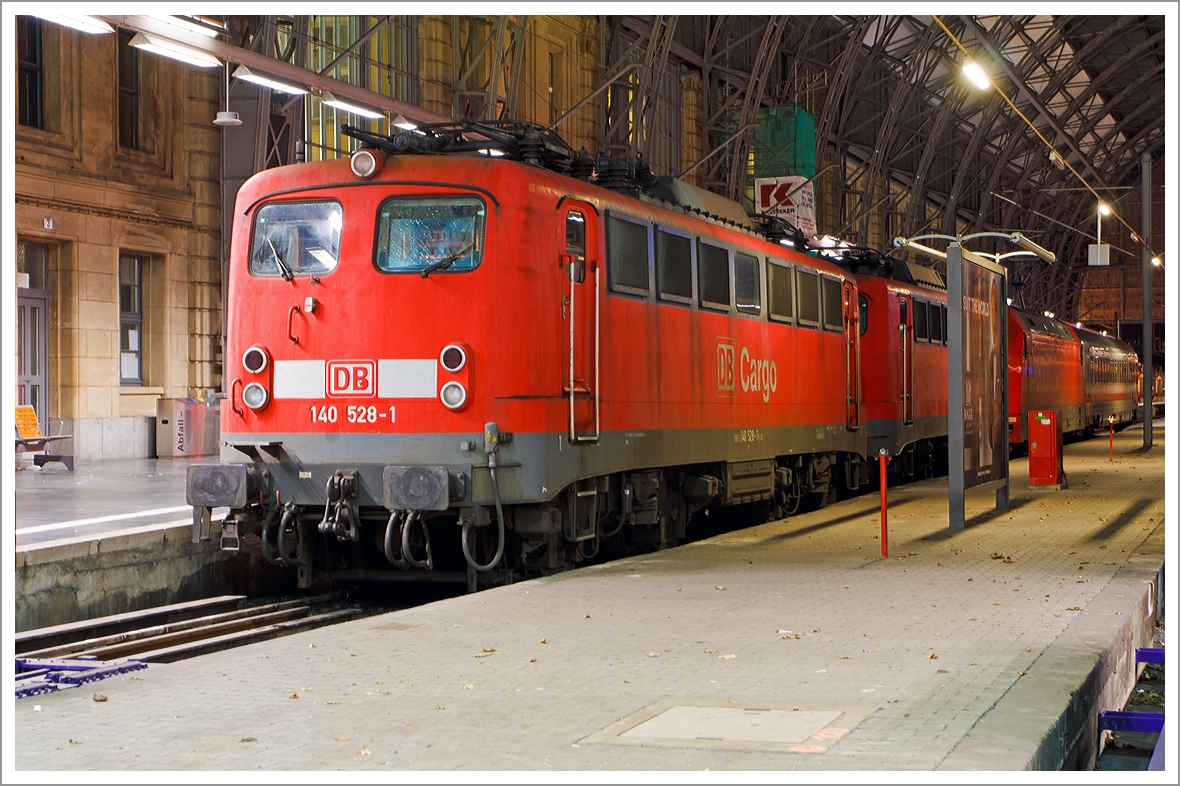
<box><xmin>14</xmin><ymin>21</ymin><xmax>223</xmax><ymax>461</ymax></box>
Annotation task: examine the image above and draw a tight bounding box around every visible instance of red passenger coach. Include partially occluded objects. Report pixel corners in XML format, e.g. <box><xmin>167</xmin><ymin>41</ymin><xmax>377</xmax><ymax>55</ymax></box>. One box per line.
<box><xmin>187</xmin><ymin>121</ymin><xmax>870</xmax><ymax>588</ymax></box>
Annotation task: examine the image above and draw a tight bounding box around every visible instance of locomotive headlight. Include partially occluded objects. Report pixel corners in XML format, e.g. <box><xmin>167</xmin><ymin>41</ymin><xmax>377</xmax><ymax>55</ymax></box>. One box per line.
<box><xmin>440</xmin><ymin>344</ymin><xmax>467</xmax><ymax>373</ymax></box>
<box><xmin>440</xmin><ymin>381</ymin><xmax>467</xmax><ymax>409</ymax></box>
<box><xmin>350</xmin><ymin>148</ymin><xmax>385</xmax><ymax>179</ymax></box>
<box><xmin>242</xmin><ymin>382</ymin><xmax>269</xmax><ymax>410</ymax></box>
<box><xmin>242</xmin><ymin>346</ymin><xmax>269</xmax><ymax>374</ymax></box>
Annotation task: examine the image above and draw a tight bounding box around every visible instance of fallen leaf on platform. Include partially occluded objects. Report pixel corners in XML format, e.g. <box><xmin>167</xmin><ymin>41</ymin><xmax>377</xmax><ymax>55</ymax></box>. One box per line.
<box><xmin>259</xmin><ymin>655</ymin><xmax>273</xmax><ymax>659</ymax></box>
<box><xmin>325</xmin><ymin>700</ymin><xmax>343</xmax><ymax>705</ymax></box>
<box><xmin>715</xmin><ymin>585</ymin><xmax>726</xmax><ymax>591</ymax></box>
<box><xmin>1017</xmin><ymin>670</ymin><xmax>1026</xmax><ymax>676</ymax></box>
<box><xmin>360</xmin><ymin>747</ymin><xmax>371</xmax><ymax>756</ymax></box>
<box><xmin>704</xmin><ymin>649</ymin><xmax>717</xmax><ymax>653</ymax></box>
<box><xmin>453</xmin><ymin>624</ymin><xmax>461</xmax><ymax>628</ymax></box>
<box><xmin>540</xmin><ymin>639</ymin><xmax>547</xmax><ymax>644</ymax></box>
<box><xmin>843</xmin><ymin>584</ymin><xmax>851</xmax><ymax>588</ymax></box>
<box><xmin>464</xmin><ymin>684</ymin><xmax>474</xmax><ymax>690</ymax></box>
<box><xmin>839</xmin><ymin>655</ymin><xmax>853</xmax><ymax>660</ymax></box>
<box><xmin>375</xmin><ymin>680</ymin><xmax>384</xmax><ymax>685</ymax></box>
<box><xmin>937</xmin><ymin>669</ymin><xmax>949</xmax><ymax>674</ymax></box>
<box><xmin>309</xmin><ymin>643</ymin><xmax>316</xmax><ymax>648</ymax></box>
<box><xmin>437</xmin><ymin>705</ymin><xmax>446</xmax><ymax>710</ymax></box>
<box><xmin>1024</xmin><ymin>648</ymin><xmax>1037</xmax><ymax>653</ymax></box>
<box><xmin>585</xmin><ymin>615</ymin><xmax>591</xmax><ymax>619</ymax></box>
<box><xmin>529</xmin><ymin>658</ymin><xmax>537</xmax><ymax>663</ymax></box>
<box><xmin>1003</xmin><ymin>559</ymin><xmax>1014</xmax><ymax>564</ymax></box>
<box><xmin>92</xmin><ymin>694</ymin><xmax>107</xmax><ymax>702</ymax></box>
<box><xmin>69</xmin><ymin>739</ymin><xmax>80</xmax><ymax>744</ymax></box>
<box><xmin>648</xmin><ymin>651</ymin><xmax>660</xmax><ymax>657</ymax></box>
<box><xmin>1067</xmin><ymin>607</ymin><xmax>1082</xmax><ymax>611</ymax></box>
<box><xmin>483</xmin><ymin>647</ymin><xmax>495</xmax><ymax>652</ymax></box>
<box><xmin>290</xmin><ymin>693</ymin><xmax>300</xmax><ymax>699</ymax></box>
<box><xmin>302</xmin><ymin>686</ymin><xmax>312</xmax><ymax>691</ymax></box>
<box><xmin>863</xmin><ymin>649</ymin><xmax>877</xmax><ymax>653</ymax></box>
<box><xmin>994</xmin><ymin>602</ymin><xmax>1004</xmax><ymax>606</ymax></box>
<box><xmin>334</xmin><ymin>736</ymin><xmax>351</xmax><ymax>742</ymax></box>
<box><xmin>719</xmin><ymin>654</ymin><xmax>737</xmax><ymax>660</ymax></box>
<box><xmin>970</xmin><ymin>662</ymin><xmax>978</xmax><ymax>666</ymax></box>
<box><xmin>131</xmin><ymin>676</ymin><xmax>142</xmax><ymax>680</ymax></box>
<box><xmin>240</xmin><ymin>737</ymin><xmax>256</xmax><ymax>742</ymax></box>
<box><xmin>366</xmin><ymin>692</ymin><xmax>374</xmax><ymax>696</ymax></box>
<box><xmin>929</xmin><ymin>653</ymin><xmax>938</xmax><ymax>660</ymax></box>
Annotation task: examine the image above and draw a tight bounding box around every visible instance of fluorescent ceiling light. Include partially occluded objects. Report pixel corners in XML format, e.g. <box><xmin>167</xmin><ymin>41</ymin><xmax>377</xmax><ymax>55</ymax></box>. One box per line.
<box><xmin>33</xmin><ymin>13</ymin><xmax>114</xmax><ymax>34</ymax></box>
<box><xmin>392</xmin><ymin>113</ymin><xmax>418</xmax><ymax>131</ymax></box>
<box><xmin>128</xmin><ymin>33</ymin><xmax>220</xmax><ymax>68</ymax></box>
<box><xmin>147</xmin><ymin>14</ymin><xmax>222</xmax><ymax>38</ymax></box>
<box><xmin>321</xmin><ymin>91</ymin><xmax>385</xmax><ymax>120</ymax></box>
<box><xmin>233</xmin><ymin>65</ymin><xmax>309</xmax><ymax>95</ymax></box>
<box><xmin>962</xmin><ymin>60</ymin><xmax>990</xmax><ymax>90</ymax></box>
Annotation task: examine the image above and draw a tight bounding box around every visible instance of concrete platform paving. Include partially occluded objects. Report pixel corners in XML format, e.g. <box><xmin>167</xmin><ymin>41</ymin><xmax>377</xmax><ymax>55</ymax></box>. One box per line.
<box><xmin>14</xmin><ymin>458</ymin><xmax>223</xmax><ymax>548</ymax></box>
<box><xmin>9</xmin><ymin>424</ymin><xmax>1168</xmax><ymax>772</ymax></box>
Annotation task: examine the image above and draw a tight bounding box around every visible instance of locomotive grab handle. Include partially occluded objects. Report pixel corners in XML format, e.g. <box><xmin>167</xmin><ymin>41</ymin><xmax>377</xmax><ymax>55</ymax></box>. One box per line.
<box><xmin>287</xmin><ymin>304</ymin><xmax>301</xmax><ymax>344</ymax></box>
<box><xmin>230</xmin><ymin>378</ymin><xmax>244</xmax><ymax>417</ymax></box>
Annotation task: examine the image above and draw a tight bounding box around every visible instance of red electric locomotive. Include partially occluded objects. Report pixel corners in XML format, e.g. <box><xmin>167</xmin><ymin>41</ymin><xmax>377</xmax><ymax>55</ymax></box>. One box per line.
<box><xmin>187</xmin><ymin>121</ymin><xmax>870</xmax><ymax>588</ymax></box>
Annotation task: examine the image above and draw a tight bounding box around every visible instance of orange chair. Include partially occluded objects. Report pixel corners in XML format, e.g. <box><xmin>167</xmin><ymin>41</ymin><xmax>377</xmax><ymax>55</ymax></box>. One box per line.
<box><xmin>15</xmin><ymin>405</ymin><xmax>73</xmax><ymax>470</ymax></box>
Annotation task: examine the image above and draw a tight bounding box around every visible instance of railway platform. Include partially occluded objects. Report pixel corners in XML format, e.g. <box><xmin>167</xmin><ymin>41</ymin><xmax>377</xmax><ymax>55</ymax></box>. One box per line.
<box><xmin>11</xmin><ymin>423</ymin><xmax>1168</xmax><ymax>772</ymax></box>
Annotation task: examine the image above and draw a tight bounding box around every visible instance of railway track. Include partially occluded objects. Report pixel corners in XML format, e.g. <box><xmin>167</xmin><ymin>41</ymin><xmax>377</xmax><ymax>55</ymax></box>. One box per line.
<box><xmin>16</xmin><ymin>593</ymin><xmax>367</xmax><ymax>666</ymax></box>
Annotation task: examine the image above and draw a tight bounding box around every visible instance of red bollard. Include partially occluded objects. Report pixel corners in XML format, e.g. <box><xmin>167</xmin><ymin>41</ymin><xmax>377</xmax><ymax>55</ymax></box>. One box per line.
<box><xmin>879</xmin><ymin>454</ymin><xmax>889</xmax><ymax>559</ymax></box>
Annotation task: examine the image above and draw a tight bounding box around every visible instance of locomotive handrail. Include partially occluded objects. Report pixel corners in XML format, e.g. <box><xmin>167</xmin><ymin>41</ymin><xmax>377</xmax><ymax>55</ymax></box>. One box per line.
<box><xmin>229</xmin><ymin>378</ymin><xmax>244</xmax><ymax>417</ymax></box>
<box><xmin>287</xmin><ymin>304</ymin><xmax>301</xmax><ymax>344</ymax></box>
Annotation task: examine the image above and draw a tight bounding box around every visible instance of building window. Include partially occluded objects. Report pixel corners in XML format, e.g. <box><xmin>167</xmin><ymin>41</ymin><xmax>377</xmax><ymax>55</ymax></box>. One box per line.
<box><xmin>17</xmin><ymin>16</ymin><xmax>43</xmax><ymax>129</ymax></box>
<box><xmin>119</xmin><ymin>254</ymin><xmax>144</xmax><ymax>385</ymax></box>
<box><xmin>117</xmin><ymin>29</ymin><xmax>140</xmax><ymax>150</ymax></box>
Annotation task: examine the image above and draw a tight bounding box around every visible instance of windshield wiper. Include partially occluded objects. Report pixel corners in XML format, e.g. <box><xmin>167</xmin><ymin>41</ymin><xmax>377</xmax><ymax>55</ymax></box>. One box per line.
<box><xmin>266</xmin><ymin>237</ymin><xmax>295</xmax><ymax>282</ymax></box>
<box><xmin>421</xmin><ymin>242</ymin><xmax>474</xmax><ymax>279</ymax></box>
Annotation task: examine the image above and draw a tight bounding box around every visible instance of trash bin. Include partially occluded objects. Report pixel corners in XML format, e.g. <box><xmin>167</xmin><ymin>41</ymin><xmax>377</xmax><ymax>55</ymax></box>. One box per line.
<box><xmin>156</xmin><ymin>398</ymin><xmax>221</xmax><ymax>458</ymax></box>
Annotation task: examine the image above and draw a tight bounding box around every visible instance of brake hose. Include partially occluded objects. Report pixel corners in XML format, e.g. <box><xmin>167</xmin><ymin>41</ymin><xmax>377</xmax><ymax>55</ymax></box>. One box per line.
<box><xmin>462</xmin><ymin>459</ymin><xmax>505</xmax><ymax>572</ymax></box>
<box><xmin>401</xmin><ymin>511</ymin><xmax>434</xmax><ymax>570</ymax></box>
<box><xmin>383</xmin><ymin>510</ymin><xmax>410</xmax><ymax>569</ymax></box>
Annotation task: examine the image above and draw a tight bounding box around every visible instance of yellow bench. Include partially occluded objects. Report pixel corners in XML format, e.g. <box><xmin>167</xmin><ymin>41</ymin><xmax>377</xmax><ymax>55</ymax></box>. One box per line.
<box><xmin>15</xmin><ymin>405</ymin><xmax>74</xmax><ymax>470</ymax></box>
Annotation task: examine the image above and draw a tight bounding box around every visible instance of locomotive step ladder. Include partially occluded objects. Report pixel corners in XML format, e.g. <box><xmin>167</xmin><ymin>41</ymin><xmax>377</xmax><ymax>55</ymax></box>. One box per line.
<box><xmin>15</xmin><ymin>404</ymin><xmax>74</xmax><ymax>470</ymax></box>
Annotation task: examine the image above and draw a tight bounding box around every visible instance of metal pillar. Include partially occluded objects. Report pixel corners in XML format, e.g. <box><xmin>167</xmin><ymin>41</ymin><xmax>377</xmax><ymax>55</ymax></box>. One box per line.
<box><xmin>1141</xmin><ymin>151</ymin><xmax>1152</xmax><ymax>448</ymax></box>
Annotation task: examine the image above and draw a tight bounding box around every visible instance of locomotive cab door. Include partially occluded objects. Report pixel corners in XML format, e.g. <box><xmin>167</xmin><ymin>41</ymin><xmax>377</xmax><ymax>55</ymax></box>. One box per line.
<box><xmin>899</xmin><ymin>296</ymin><xmax>914</xmax><ymax>424</ymax></box>
<box><xmin>843</xmin><ymin>281</ymin><xmax>860</xmax><ymax>430</ymax></box>
<box><xmin>562</xmin><ymin>202</ymin><xmax>599</xmax><ymax>443</ymax></box>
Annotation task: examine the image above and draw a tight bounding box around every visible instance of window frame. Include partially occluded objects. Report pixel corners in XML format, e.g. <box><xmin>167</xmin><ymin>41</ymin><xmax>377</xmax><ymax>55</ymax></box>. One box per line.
<box><xmin>914</xmin><ymin>298</ymin><xmax>929</xmax><ymax>342</ymax></box>
<box><xmin>766</xmin><ymin>258</ymin><xmax>795</xmax><ymax>325</ymax></box>
<box><xmin>733</xmin><ymin>251</ymin><xmax>763</xmax><ymax>318</ymax></box>
<box><xmin>17</xmin><ymin>16</ymin><xmax>43</xmax><ymax>129</ymax></box>
<box><xmin>795</xmin><ymin>267</ymin><xmax>822</xmax><ymax>328</ymax></box>
<box><xmin>696</xmin><ymin>237</ymin><xmax>731</xmax><ymax>313</ymax></box>
<box><xmin>119</xmin><ymin>253</ymin><xmax>144</xmax><ymax>386</ymax></box>
<box><xmin>604</xmin><ymin>211</ymin><xmax>652</xmax><ymax>298</ymax></box>
<box><xmin>117</xmin><ymin>28</ymin><xmax>140</xmax><ymax>151</ymax></box>
<box><xmin>250</xmin><ymin>198</ymin><xmax>347</xmax><ymax>278</ymax></box>
<box><xmin>820</xmin><ymin>274</ymin><xmax>843</xmax><ymax>332</ymax></box>
<box><xmin>372</xmin><ymin>195</ymin><xmax>485</xmax><ymax>275</ymax></box>
<box><xmin>654</xmin><ymin>223</ymin><xmax>694</xmax><ymax>306</ymax></box>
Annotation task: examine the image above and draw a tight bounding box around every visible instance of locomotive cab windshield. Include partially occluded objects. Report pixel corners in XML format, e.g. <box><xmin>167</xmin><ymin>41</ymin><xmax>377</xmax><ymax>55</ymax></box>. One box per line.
<box><xmin>375</xmin><ymin>196</ymin><xmax>485</xmax><ymax>274</ymax></box>
<box><xmin>249</xmin><ymin>200</ymin><xmax>342</xmax><ymax>278</ymax></box>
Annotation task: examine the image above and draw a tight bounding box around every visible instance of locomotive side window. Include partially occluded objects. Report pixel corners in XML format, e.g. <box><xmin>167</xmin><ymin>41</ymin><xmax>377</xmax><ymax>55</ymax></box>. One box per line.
<box><xmin>697</xmin><ymin>240</ymin><xmax>730</xmax><ymax>311</ymax></box>
<box><xmin>374</xmin><ymin>196</ymin><xmax>485</xmax><ymax>274</ymax></box>
<box><xmin>250</xmin><ymin>200</ymin><xmax>342</xmax><ymax>278</ymax></box>
<box><xmin>655</xmin><ymin>227</ymin><xmax>692</xmax><ymax>303</ymax></box>
<box><xmin>734</xmin><ymin>253</ymin><xmax>761</xmax><ymax>315</ymax></box>
<box><xmin>566</xmin><ymin>211</ymin><xmax>586</xmax><ymax>283</ymax></box>
<box><xmin>767</xmin><ymin>260</ymin><xmax>794</xmax><ymax>322</ymax></box>
<box><xmin>606</xmin><ymin>214</ymin><xmax>651</xmax><ymax>296</ymax></box>
<box><xmin>858</xmin><ymin>295</ymin><xmax>868</xmax><ymax>336</ymax></box>
<box><xmin>796</xmin><ymin>269</ymin><xmax>820</xmax><ymax>326</ymax></box>
<box><xmin>931</xmin><ymin>303</ymin><xmax>944</xmax><ymax>343</ymax></box>
<box><xmin>915</xmin><ymin>299</ymin><xmax>929</xmax><ymax>341</ymax></box>
<box><xmin>821</xmin><ymin>275</ymin><xmax>842</xmax><ymax>331</ymax></box>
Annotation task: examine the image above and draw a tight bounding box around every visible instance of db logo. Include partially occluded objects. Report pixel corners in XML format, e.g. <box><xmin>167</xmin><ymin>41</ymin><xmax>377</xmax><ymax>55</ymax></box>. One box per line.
<box><xmin>717</xmin><ymin>339</ymin><xmax>735</xmax><ymax>392</ymax></box>
<box><xmin>327</xmin><ymin>360</ymin><xmax>375</xmax><ymax>397</ymax></box>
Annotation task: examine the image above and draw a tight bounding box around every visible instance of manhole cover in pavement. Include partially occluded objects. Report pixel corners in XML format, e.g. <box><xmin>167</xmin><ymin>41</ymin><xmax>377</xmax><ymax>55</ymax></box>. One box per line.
<box><xmin>584</xmin><ymin>699</ymin><xmax>874</xmax><ymax>753</ymax></box>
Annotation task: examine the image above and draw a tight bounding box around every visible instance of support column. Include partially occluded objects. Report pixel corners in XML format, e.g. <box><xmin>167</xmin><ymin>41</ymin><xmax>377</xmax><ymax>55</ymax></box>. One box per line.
<box><xmin>1140</xmin><ymin>151</ymin><xmax>1152</xmax><ymax>448</ymax></box>
<box><xmin>680</xmin><ymin>72</ymin><xmax>704</xmax><ymax>187</ymax></box>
